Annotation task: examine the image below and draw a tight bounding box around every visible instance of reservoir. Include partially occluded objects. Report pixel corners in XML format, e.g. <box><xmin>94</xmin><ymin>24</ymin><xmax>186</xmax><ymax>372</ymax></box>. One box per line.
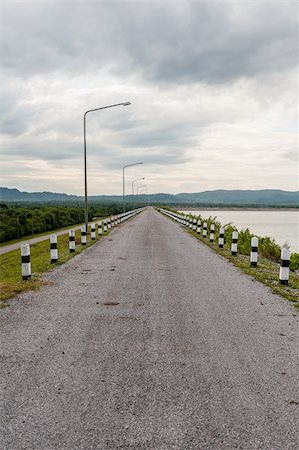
<box><xmin>179</xmin><ymin>209</ymin><xmax>299</xmax><ymax>253</ymax></box>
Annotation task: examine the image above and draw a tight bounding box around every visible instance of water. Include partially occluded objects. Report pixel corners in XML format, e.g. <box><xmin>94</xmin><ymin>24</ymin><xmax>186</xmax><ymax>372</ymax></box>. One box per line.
<box><xmin>180</xmin><ymin>210</ymin><xmax>299</xmax><ymax>253</ymax></box>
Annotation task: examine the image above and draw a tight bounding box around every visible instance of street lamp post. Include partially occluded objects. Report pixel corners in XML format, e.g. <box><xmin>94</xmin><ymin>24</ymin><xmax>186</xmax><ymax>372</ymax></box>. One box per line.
<box><xmin>132</xmin><ymin>177</ymin><xmax>145</xmax><ymax>196</ymax></box>
<box><xmin>122</xmin><ymin>162</ymin><xmax>143</xmax><ymax>213</ymax></box>
<box><xmin>83</xmin><ymin>101</ymin><xmax>131</xmax><ymax>233</ymax></box>
<box><xmin>136</xmin><ymin>184</ymin><xmax>147</xmax><ymax>204</ymax></box>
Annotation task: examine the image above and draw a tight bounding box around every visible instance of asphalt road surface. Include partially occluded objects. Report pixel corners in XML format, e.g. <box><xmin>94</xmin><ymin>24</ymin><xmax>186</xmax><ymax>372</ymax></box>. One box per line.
<box><xmin>1</xmin><ymin>207</ymin><xmax>298</xmax><ymax>449</ymax></box>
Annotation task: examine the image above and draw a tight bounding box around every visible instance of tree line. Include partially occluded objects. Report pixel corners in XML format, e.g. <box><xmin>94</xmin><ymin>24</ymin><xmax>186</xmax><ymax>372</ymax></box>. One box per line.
<box><xmin>0</xmin><ymin>202</ymin><xmax>125</xmax><ymax>243</ymax></box>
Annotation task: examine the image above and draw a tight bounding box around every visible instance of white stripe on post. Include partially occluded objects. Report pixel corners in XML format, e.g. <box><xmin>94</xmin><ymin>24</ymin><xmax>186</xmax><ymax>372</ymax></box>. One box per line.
<box><xmin>203</xmin><ymin>222</ymin><xmax>207</xmax><ymax>238</ymax></box>
<box><xmin>250</xmin><ymin>237</ymin><xmax>258</xmax><ymax>267</ymax></box>
<box><xmin>107</xmin><ymin>218</ymin><xmax>111</xmax><ymax>229</ymax></box>
<box><xmin>21</xmin><ymin>243</ymin><xmax>31</xmax><ymax>280</ymax></box>
<box><xmin>231</xmin><ymin>231</ymin><xmax>238</xmax><ymax>255</ymax></box>
<box><xmin>103</xmin><ymin>221</ymin><xmax>107</xmax><ymax>232</ymax></box>
<box><xmin>50</xmin><ymin>234</ymin><xmax>58</xmax><ymax>263</ymax></box>
<box><xmin>218</xmin><ymin>227</ymin><xmax>224</xmax><ymax>248</ymax></box>
<box><xmin>81</xmin><ymin>225</ymin><xmax>87</xmax><ymax>245</ymax></box>
<box><xmin>69</xmin><ymin>229</ymin><xmax>75</xmax><ymax>253</ymax></box>
<box><xmin>279</xmin><ymin>248</ymin><xmax>290</xmax><ymax>285</ymax></box>
<box><xmin>210</xmin><ymin>224</ymin><xmax>215</xmax><ymax>242</ymax></box>
<box><xmin>91</xmin><ymin>222</ymin><xmax>96</xmax><ymax>240</ymax></box>
<box><xmin>189</xmin><ymin>218</ymin><xmax>193</xmax><ymax>229</ymax></box>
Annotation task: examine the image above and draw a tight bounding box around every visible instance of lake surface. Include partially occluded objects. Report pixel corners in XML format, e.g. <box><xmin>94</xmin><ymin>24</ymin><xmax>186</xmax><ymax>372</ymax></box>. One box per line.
<box><xmin>180</xmin><ymin>210</ymin><xmax>299</xmax><ymax>253</ymax></box>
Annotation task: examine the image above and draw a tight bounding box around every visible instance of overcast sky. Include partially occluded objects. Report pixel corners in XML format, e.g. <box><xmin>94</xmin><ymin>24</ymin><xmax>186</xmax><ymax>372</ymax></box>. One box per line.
<box><xmin>0</xmin><ymin>0</ymin><xmax>298</xmax><ymax>195</ymax></box>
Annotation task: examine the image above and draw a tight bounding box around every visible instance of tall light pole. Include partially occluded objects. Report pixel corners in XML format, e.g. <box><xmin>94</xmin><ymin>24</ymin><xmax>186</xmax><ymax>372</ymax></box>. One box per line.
<box><xmin>83</xmin><ymin>101</ymin><xmax>131</xmax><ymax>233</ymax></box>
<box><xmin>132</xmin><ymin>177</ymin><xmax>145</xmax><ymax>196</ymax></box>
<box><xmin>122</xmin><ymin>162</ymin><xmax>143</xmax><ymax>213</ymax></box>
<box><xmin>136</xmin><ymin>184</ymin><xmax>147</xmax><ymax>203</ymax></box>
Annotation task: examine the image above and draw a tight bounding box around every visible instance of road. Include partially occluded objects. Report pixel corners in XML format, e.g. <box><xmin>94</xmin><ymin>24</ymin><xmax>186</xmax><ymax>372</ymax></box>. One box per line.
<box><xmin>1</xmin><ymin>207</ymin><xmax>298</xmax><ymax>449</ymax></box>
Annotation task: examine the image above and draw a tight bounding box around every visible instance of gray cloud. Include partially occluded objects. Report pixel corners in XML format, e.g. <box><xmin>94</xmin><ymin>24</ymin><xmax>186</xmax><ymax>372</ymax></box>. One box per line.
<box><xmin>1</xmin><ymin>1</ymin><xmax>296</xmax><ymax>83</ymax></box>
<box><xmin>0</xmin><ymin>0</ymin><xmax>297</xmax><ymax>194</ymax></box>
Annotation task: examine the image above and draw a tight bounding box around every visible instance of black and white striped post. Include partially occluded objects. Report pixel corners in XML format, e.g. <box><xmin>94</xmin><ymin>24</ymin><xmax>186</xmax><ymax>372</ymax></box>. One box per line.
<box><xmin>193</xmin><ymin>217</ymin><xmax>197</xmax><ymax>231</ymax></box>
<box><xmin>103</xmin><ymin>221</ymin><xmax>107</xmax><ymax>232</ymax></box>
<box><xmin>81</xmin><ymin>225</ymin><xmax>87</xmax><ymax>245</ymax></box>
<box><xmin>50</xmin><ymin>234</ymin><xmax>58</xmax><ymax>263</ymax></box>
<box><xmin>69</xmin><ymin>229</ymin><xmax>75</xmax><ymax>253</ymax></box>
<box><xmin>91</xmin><ymin>222</ymin><xmax>96</xmax><ymax>240</ymax></box>
<box><xmin>107</xmin><ymin>218</ymin><xmax>111</xmax><ymax>230</ymax></box>
<box><xmin>197</xmin><ymin>219</ymin><xmax>201</xmax><ymax>234</ymax></box>
<box><xmin>279</xmin><ymin>248</ymin><xmax>290</xmax><ymax>285</ymax></box>
<box><xmin>218</xmin><ymin>227</ymin><xmax>224</xmax><ymax>248</ymax></box>
<box><xmin>98</xmin><ymin>221</ymin><xmax>103</xmax><ymax>236</ymax></box>
<box><xmin>21</xmin><ymin>243</ymin><xmax>31</xmax><ymax>280</ymax></box>
<box><xmin>209</xmin><ymin>224</ymin><xmax>215</xmax><ymax>243</ymax></box>
<box><xmin>231</xmin><ymin>231</ymin><xmax>238</xmax><ymax>255</ymax></box>
<box><xmin>111</xmin><ymin>217</ymin><xmax>115</xmax><ymax>227</ymax></box>
<box><xmin>250</xmin><ymin>237</ymin><xmax>258</xmax><ymax>267</ymax></box>
<box><xmin>189</xmin><ymin>217</ymin><xmax>193</xmax><ymax>229</ymax></box>
<box><xmin>203</xmin><ymin>222</ymin><xmax>207</xmax><ymax>238</ymax></box>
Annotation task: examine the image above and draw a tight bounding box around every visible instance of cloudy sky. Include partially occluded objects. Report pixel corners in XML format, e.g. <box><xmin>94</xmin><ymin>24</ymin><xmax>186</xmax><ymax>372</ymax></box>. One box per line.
<box><xmin>0</xmin><ymin>0</ymin><xmax>298</xmax><ymax>195</ymax></box>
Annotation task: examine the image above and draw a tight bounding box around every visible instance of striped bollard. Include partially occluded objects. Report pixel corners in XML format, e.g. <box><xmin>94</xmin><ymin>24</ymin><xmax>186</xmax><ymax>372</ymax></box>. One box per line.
<box><xmin>98</xmin><ymin>222</ymin><xmax>103</xmax><ymax>236</ymax></box>
<box><xmin>81</xmin><ymin>225</ymin><xmax>87</xmax><ymax>245</ymax></box>
<box><xmin>91</xmin><ymin>222</ymin><xmax>96</xmax><ymax>240</ymax></box>
<box><xmin>197</xmin><ymin>220</ymin><xmax>201</xmax><ymax>234</ymax></box>
<box><xmin>209</xmin><ymin>224</ymin><xmax>215</xmax><ymax>242</ymax></box>
<box><xmin>108</xmin><ymin>218</ymin><xmax>112</xmax><ymax>229</ymax></box>
<box><xmin>279</xmin><ymin>248</ymin><xmax>290</xmax><ymax>285</ymax></box>
<box><xmin>69</xmin><ymin>229</ymin><xmax>75</xmax><ymax>253</ymax></box>
<box><xmin>203</xmin><ymin>222</ymin><xmax>207</xmax><ymax>238</ymax></box>
<box><xmin>21</xmin><ymin>243</ymin><xmax>31</xmax><ymax>280</ymax></box>
<box><xmin>103</xmin><ymin>221</ymin><xmax>107</xmax><ymax>232</ymax></box>
<box><xmin>193</xmin><ymin>218</ymin><xmax>197</xmax><ymax>231</ymax></box>
<box><xmin>189</xmin><ymin>218</ymin><xmax>193</xmax><ymax>229</ymax></box>
<box><xmin>218</xmin><ymin>227</ymin><xmax>224</xmax><ymax>248</ymax></box>
<box><xmin>111</xmin><ymin>217</ymin><xmax>115</xmax><ymax>227</ymax></box>
<box><xmin>250</xmin><ymin>237</ymin><xmax>258</xmax><ymax>267</ymax></box>
<box><xmin>231</xmin><ymin>231</ymin><xmax>238</xmax><ymax>255</ymax></box>
<box><xmin>50</xmin><ymin>234</ymin><xmax>58</xmax><ymax>263</ymax></box>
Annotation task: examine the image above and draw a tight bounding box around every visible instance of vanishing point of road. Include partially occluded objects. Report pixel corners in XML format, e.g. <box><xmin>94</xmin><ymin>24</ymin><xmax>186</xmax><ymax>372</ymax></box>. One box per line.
<box><xmin>1</xmin><ymin>207</ymin><xmax>298</xmax><ymax>449</ymax></box>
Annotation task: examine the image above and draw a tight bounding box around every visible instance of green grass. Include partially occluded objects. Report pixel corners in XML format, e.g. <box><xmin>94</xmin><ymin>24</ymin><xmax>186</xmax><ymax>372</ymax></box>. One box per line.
<box><xmin>0</xmin><ymin>229</ymin><xmax>110</xmax><ymax>308</ymax></box>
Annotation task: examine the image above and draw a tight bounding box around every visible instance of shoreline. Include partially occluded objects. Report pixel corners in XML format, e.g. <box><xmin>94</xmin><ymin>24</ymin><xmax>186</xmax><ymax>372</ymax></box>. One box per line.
<box><xmin>178</xmin><ymin>207</ymin><xmax>299</xmax><ymax>212</ymax></box>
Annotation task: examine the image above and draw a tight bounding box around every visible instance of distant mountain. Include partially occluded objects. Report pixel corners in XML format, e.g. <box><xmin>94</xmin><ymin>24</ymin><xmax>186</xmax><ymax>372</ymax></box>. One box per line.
<box><xmin>0</xmin><ymin>187</ymin><xmax>298</xmax><ymax>206</ymax></box>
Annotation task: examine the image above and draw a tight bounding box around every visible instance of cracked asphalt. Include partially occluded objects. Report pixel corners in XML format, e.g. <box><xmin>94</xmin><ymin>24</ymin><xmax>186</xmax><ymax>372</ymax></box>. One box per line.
<box><xmin>1</xmin><ymin>207</ymin><xmax>298</xmax><ymax>449</ymax></box>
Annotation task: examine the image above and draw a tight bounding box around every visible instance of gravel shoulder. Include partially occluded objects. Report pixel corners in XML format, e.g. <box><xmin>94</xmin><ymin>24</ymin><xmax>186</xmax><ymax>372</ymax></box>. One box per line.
<box><xmin>1</xmin><ymin>207</ymin><xmax>298</xmax><ymax>449</ymax></box>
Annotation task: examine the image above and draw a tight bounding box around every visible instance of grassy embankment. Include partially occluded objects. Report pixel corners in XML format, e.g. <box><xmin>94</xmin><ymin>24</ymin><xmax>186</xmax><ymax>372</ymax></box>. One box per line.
<box><xmin>162</xmin><ymin>208</ymin><xmax>299</xmax><ymax>309</ymax></box>
<box><xmin>0</xmin><ymin>228</ymin><xmax>110</xmax><ymax>308</ymax></box>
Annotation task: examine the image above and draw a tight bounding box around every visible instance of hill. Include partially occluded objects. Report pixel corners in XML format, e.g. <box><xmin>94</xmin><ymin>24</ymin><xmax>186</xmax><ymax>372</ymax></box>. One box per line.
<box><xmin>0</xmin><ymin>187</ymin><xmax>298</xmax><ymax>206</ymax></box>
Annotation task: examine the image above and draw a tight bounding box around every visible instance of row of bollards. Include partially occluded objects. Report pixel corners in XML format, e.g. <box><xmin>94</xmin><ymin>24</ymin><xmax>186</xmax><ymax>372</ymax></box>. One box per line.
<box><xmin>20</xmin><ymin>208</ymin><xmax>143</xmax><ymax>280</ymax></box>
<box><xmin>158</xmin><ymin>208</ymin><xmax>291</xmax><ymax>285</ymax></box>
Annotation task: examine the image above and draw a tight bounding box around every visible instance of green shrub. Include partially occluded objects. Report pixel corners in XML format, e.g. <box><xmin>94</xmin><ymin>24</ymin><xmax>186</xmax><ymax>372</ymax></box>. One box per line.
<box><xmin>290</xmin><ymin>253</ymin><xmax>299</xmax><ymax>271</ymax></box>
